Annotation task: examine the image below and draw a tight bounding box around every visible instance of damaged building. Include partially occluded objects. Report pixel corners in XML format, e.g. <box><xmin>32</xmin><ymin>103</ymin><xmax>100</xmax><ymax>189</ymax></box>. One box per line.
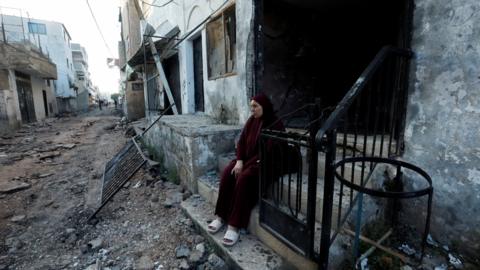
<box><xmin>0</xmin><ymin>11</ymin><xmax>57</xmax><ymax>134</ymax></box>
<box><xmin>1</xmin><ymin>10</ymin><xmax>83</xmax><ymax>114</ymax></box>
<box><xmin>118</xmin><ymin>0</ymin><xmax>480</xmax><ymax>268</ymax></box>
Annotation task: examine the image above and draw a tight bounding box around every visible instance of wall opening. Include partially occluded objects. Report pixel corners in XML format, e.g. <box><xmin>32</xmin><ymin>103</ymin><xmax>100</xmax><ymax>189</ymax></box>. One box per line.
<box><xmin>192</xmin><ymin>35</ymin><xmax>204</xmax><ymax>112</ymax></box>
<box><xmin>42</xmin><ymin>90</ymin><xmax>48</xmax><ymax>117</ymax></box>
<box><xmin>259</xmin><ymin>0</ymin><xmax>412</xmax><ymax>128</ymax></box>
<box><xmin>15</xmin><ymin>71</ymin><xmax>36</xmax><ymax>123</ymax></box>
<box><xmin>163</xmin><ymin>54</ymin><xmax>182</xmax><ymax>114</ymax></box>
<box><xmin>206</xmin><ymin>4</ymin><xmax>236</xmax><ymax>80</ymax></box>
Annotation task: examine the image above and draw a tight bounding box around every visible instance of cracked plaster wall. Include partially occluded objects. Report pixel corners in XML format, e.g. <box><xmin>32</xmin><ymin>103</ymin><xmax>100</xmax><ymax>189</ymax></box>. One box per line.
<box><xmin>144</xmin><ymin>0</ymin><xmax>254</xmax><ymax>124</ymax></box>
<box><xmin>404</xmin><ymin>0</ymin><xmax>480</xmax><ymax>257</ymax></box>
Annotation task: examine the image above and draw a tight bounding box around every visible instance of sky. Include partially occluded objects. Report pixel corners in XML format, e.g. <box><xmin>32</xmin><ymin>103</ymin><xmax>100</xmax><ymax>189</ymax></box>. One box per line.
<box><xmin>1</xmin><ymin>0</ymin><xmax>121</xmax><ymax>98</ymax></box>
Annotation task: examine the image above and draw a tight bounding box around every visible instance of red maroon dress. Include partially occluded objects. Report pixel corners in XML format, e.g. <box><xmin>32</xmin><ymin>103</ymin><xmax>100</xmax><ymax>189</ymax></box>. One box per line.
<box><xmin>215</xmin><ymin>113</ymin><xmax>284</xmax><ymax>229</ymax></box>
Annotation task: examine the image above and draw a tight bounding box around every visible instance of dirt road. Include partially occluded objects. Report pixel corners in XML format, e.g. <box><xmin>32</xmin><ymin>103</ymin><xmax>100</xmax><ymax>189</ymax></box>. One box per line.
<box><xmin>0</xmin><ymin>108</ymin><xmax>224</xmax><ymax>270</ymax></box>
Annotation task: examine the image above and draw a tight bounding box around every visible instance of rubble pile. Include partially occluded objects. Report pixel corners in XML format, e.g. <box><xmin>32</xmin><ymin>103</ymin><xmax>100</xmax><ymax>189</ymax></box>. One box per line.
<box><xmin>0</xmin><ymin>113</ymin><xmax>227</xmax><ymax>270</ymax></box>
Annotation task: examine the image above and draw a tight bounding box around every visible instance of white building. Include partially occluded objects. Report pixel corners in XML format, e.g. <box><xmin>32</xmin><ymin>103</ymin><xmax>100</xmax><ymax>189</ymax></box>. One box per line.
<box><xmin>0</xmin><ymin>9</ymin><xmax>57</xmax><ymax>133</ymax></box>
<box><xmin>2</xmin><ymin>14</ymin><xmax>77</xmax><ymax>113</ymax></box>
<box><xmin>71</xmin><ymin>43</ymin><xmax>94</xmax><ymax>111</ymax></box>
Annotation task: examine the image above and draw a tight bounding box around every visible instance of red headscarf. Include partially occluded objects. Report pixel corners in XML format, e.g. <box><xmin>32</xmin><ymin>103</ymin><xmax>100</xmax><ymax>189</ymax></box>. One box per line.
<box><xmin>251</xmin><ymin>93</ymin><xmax>276</xmax><ymax>127</ymax></box>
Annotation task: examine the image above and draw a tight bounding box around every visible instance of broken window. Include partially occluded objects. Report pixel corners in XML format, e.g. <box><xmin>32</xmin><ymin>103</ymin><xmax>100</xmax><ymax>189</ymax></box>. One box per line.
<box><xmin>206</xmin><ymin>5</ymin><xmax>236</xmax><ymax>79</ymax></box>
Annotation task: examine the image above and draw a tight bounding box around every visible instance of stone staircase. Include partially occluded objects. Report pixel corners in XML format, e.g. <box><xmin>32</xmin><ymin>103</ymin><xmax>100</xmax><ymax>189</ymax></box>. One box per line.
<box><xmin>181</xmin><ymin>149</ymin><xmax>364</xmax><ymax>269</ymax></box>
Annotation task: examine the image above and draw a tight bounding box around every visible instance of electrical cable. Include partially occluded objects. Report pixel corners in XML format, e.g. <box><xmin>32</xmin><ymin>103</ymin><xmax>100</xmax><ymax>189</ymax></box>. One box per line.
<box><xmin>85</xmin><ymin>0</ymin><xmax>114</xmax><ymax>58</ymax></box>
<box><xmin>141</xmin><ymin>0</ymin><xmax>175</xmax><ymax>8</ymax></box>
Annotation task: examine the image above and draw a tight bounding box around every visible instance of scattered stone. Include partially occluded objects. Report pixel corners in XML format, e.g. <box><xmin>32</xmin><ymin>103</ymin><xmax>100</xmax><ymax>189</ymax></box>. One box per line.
<box><xmin>10</xmin><ymin>215</ymin><xmax>26</xmax><ymax>222</ymax></box>
<box><xmin>151</xmin><ymin>195</ymin><xmax>159</xmax><ymax>203</ymax></box>
<box><xmin>60</xmin><ymin>143</ymin><xmax>76</xmax><ymax>149</ymax></box>
<box><xmin>427</xmin><ymin>234</ymin><xmax>439</xmax><ymax>247</ymax></box>
<box><xmin>164</xmin><ymin>192</ymin><xmax>183</xmax><ymax>208</ymax></box>
<box><xmin>0</xmin><ymin>181</ymin><xmax>31</xmax><ymax>194</ymax></box>
<box><xmin>38</xmin><ymin>151</ymin><xmax>61</xmax><ymax>160</ymax></box>
<box><xmin>135</xmin><ymin>255</ymin><xmax>154</xmax><ymax>270</ymax></box>
<box><xmin>182</xmin><ymin>190</ymin><xmax>192</xmax><ymax>200</ymax></box>
<box><xmin>434</xmin><ymin>264</ymin><xmax>448</xmax><ymax>270</ymax></box>
<box><xmin>179</xmin><ymin>259</ymin><xmax>189</xmax><ymax>270</ymax></box>
<box><xmin>104</xmin><ymin>124</ymin><xmax>116</xmax><ymax>130</ymax></box>
<box><xmin>194</xmin><ymin>235</ymin><xmax>205</xmax><ymax>244</ymax></box>
<box><xmin>448</xmin><ymin>253</ymin><xmax>463</xmax><ymax>269</ymax></box>
<box><xmin>398</xmin><ymin>243</ymin><xmax>416</xmax><ymax>256</ymax></box>
<box><xmin>88</xmin><ymin>238</ymin><xmax>104</xmax><ymax>251</ymax></box>
<box><xmin>80</xmin><ymin>244</ymin><xmax>89</xmax><ymax>254</ymax></box>
<box><xmin>195</xmin><ymin>243</ymin><xmax>205</xmax><ymax>254</ymax></box>
<box><xmin>38</xmin><ymin>173</ymin><xmax>54</xmax><ymax>178</ymax></box>
<box><xmin>188</xmin><ymin>250</ymin><xmax>204</xmax><ymax>264</ymax></box>
<box><xmin>175</xmin><ymin>245</ymin><xmax>190</xmax><ymax>258</ymax></box>
<box><xmin>400</xmin><ymin>266</ymin><xmax>413</xmax><ymax>270</ymax></box>
<box><xmin>359</xmin><ymin>257</ymin><xmax>369</xmax><ymax>270</ymax></box>
<box><xmin>207</xmin><ymin>254</ymin><xmax>226</xmax><ymax>270</ymax></box>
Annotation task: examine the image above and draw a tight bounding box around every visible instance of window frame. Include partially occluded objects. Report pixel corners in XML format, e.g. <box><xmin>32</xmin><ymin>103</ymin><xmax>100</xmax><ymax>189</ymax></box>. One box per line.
<box><xmin>28</xmin><ymin>22</ymin><xmax>47</xmax><ymax>35</ymax></box>
<box><xmin>206</xmin><ymin>4</ymin><xmax>237</xmax><ymax>80</ymax></box>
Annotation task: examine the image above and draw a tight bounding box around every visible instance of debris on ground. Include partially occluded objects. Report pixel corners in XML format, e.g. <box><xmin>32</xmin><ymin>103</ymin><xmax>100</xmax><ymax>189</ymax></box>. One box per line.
<box><xmin>0</xmin><ymin>108</ymin><xmax>225</xmax><ymax>269</ymax></box>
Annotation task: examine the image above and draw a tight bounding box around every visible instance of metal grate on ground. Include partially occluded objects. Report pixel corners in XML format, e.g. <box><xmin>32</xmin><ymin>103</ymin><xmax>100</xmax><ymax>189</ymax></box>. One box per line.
<box><xmin>88</xmin><ymin>138</ymin><xmax>146</xmax><ymax>220</ymax></box>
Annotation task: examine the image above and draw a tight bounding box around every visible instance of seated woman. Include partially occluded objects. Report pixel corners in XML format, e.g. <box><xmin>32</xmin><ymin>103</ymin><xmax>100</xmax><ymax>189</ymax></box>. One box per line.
<box><xmin>207</xmin><ymin>93</ymin><xmax>284</xmax><ymax>246</ymax></box>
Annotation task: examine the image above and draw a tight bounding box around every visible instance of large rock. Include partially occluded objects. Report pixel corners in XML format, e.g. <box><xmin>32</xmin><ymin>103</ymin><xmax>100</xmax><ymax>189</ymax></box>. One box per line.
<box><xmin>0</xmin><ymin>181</ymin><xmax>31</xmax><ymax>194</ymax></box>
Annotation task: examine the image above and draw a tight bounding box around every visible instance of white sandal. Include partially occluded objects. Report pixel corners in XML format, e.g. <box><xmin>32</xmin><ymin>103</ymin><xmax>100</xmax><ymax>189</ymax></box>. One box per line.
<box><xmin>222</xmin><ymin>229</ymin><xmax>239</xmax><ymax>246</ymax></box>
<box><xmin>207</xmin><ymin>219</ymin><xmax>224</xmax><ymax>234</ymax></box>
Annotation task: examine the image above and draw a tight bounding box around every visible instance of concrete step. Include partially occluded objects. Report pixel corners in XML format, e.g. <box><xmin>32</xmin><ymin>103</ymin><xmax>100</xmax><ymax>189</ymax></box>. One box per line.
<box><xmin>181</xmin><ymin>195</ymin><xmax>294</xmax><ymax>270</ymax></box>
<box><xmin>195</xmin><ymin>174</ymin><xmax>350</xmax><ymax>270</ymax></box>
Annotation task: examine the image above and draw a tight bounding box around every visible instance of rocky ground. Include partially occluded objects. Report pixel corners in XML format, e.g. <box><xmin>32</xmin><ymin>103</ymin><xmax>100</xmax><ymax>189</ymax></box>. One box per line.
<box><xmin>0</xmin><ymin>107</ymin><xmax>226</xmax><ymax>270</ymax></box>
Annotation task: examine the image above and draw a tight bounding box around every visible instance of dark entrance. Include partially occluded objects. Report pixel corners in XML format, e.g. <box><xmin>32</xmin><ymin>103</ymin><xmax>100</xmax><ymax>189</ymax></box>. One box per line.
<box><xmin>15</xmin><ymin>72</ymin><xmax>36</xmax><ymax>123</ymax></box>
<box><xmin>192</xmin><ymin>36</ymin><xmax>204</xmax><ymax>112</ymax></box>
<box><xmin>255</xmin><ymin>0</ymin><xmax>414</xmax><ymax>264</ymax></box>
<box><xmin>257</xmin><ymin>0</ymin><xmax>412</xmax><ymax>128</ymax></box>
<box><xmin>42</xmin><ymin>90</ymin><xmax>49</xmax><ymax>117</ymax></box>
<box><xmin>163</xmin><ymin>54</ymin><xmax>182</xmax><ymax>114</ymax></box>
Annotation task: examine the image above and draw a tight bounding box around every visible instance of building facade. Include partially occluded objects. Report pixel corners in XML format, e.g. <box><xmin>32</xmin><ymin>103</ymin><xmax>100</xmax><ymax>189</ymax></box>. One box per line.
<box><xmin>71</xmin><ymin>43</ymin><xmax>94</xmax><ymax>112</ymax></box>
<box><xmin>0</xmin><ymin>10</ymin><xmax>57</xmax><ymax>134</ymax></box>
<box><xmin>2</xmin><ymin>13</ymin><xmax>78</xmax><ymax>113</ymax></box>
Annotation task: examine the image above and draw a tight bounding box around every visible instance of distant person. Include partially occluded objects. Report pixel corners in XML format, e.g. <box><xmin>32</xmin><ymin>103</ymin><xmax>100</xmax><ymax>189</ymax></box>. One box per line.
<box><xmin>99</xmin><ymin>100</ymin><xmax>102</xmax><ymax>110</ymax></box>
<box><xmin>114</xmin><ymin>99</ymin><xmax>118</xmax><ymax>109</ymax></box>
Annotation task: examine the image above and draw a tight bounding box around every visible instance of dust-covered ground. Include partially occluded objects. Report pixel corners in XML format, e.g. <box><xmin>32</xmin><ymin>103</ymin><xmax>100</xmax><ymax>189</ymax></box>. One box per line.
<box><xmin>0</xmin><ymin>107</ymin><xmax>225</xmax><ymax>270</ymax></box>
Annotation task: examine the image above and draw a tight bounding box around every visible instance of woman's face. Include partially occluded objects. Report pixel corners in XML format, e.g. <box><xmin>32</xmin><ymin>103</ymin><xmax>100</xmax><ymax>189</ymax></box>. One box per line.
<box><xmin>250</xmin><ymin>100</ymin><xmax>263</xmax><ymax>118</ymax></box>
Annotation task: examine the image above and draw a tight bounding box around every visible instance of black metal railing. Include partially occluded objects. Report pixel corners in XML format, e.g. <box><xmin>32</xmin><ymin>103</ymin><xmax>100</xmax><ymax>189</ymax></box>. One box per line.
<box><xmin>259</xmin><ymin>103</ymin><xmax>324</xmax><ymax>258</ymax></box>
<box><xmin>314</xmin><ymin>46</ymin><xmax>433</xmax><ymax>269</ymax></box>
<box><xmin>259</xmin><ymin>46</ymin><xmax>432</xmax><ymax>270</ymax></box>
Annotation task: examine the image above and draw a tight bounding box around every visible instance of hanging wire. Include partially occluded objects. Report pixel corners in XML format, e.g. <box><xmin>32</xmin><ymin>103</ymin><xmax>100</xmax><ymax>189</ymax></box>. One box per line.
<box><xmin>85</xmin><ymin>0</ymin><xmax>114</xmax><ymax>58</ymax></box>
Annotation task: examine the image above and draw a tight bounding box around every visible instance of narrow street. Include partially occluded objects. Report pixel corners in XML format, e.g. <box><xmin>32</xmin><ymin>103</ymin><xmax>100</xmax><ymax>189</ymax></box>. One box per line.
<box><xmin>0</xmin><ymin>108</ymin><xmax>225</xmax><ymax>270</ymax></box>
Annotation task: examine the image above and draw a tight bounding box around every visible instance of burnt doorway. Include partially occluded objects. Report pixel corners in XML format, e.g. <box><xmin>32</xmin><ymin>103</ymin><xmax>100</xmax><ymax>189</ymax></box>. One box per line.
<box><xmin>258</xmin><ymin>0</ymin><xmax>413</xmax><ymax>128</ymax></box>
<box><xmin>163</xmin><ymin>54</ymin><xmax>182</xmax><ymax>114</ymax></box>
<box><xmin>192</xmin><ymin>36</ymin><xmax>204</xmax><ymax>112</ymax></box>
<box><xmin>42</xmin><ymin>90</ymin><xmax>49</xmax><ymax>117</ymax></box>
<box><xmin>15</xmin><ymin>72</ymin><xmax>36</xmax><ymax>123</ymax></box>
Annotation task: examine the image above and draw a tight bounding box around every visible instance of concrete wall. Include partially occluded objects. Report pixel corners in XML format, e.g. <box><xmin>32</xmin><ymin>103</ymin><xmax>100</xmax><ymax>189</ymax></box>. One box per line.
<box><xmin>31</xmin><ymin>77</ymin><xmax>48</xmax><ymax>120</ymax></box>
<box><xmin>77</xmin><ymin>88</ymin><xmax>90</xmax><ymax>112</ymax></box>
<box><xmin>404</xmin><ymin>0</ymin><xmax>480</xmax><ymax>258</ymax></box>
<box><xmin>0</xmin><ymin>70</ymin><xmax>22</xmax><ymax>134</ymax></box>
<box><xmin>143</xmin><ymin>115</ymin><xmax>241</xmax><ymax>192</ymax></box>
<box><xmin>125</xmin><ymin>81</ymin><xmax>145</xmax><ymax>120</ymax></box>
<box><xmin>142</xmin><ymin>0</ymin><xmax>254</xmax><ymax>124</ymax></box>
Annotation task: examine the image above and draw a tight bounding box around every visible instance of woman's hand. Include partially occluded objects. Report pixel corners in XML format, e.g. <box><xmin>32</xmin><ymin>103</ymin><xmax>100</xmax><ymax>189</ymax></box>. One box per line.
<box><xmin>231</xmin><ymin>160</ymin><xmax>244</xmax><ymax>178</ymax></box>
